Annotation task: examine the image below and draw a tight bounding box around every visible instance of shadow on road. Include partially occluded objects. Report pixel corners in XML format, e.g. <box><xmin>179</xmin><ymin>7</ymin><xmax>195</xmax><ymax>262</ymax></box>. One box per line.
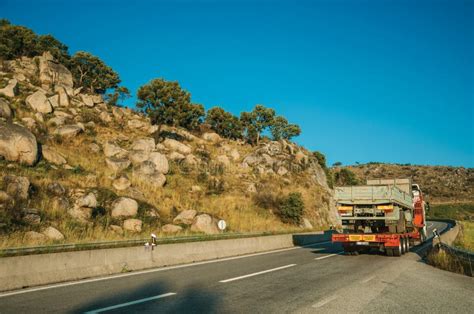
<box><xmin>73</xmin><ymin>281</ymin><xmax>221</xmax><ymax>314</ymax></box>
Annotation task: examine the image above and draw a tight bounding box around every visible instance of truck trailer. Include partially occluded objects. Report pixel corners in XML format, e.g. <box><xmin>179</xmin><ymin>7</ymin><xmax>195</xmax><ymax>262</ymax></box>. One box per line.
<box><xmin>332</xmin><ymin>178</ymin><xmax>427</xmax><ymax>256</ymax></box>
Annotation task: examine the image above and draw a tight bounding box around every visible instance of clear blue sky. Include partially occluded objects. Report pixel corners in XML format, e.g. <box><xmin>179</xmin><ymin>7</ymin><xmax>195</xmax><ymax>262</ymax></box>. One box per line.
<box><xmin>2</xmin><ymin>0</ymin><xmax>473</xmax><ymax>167</ymax></box>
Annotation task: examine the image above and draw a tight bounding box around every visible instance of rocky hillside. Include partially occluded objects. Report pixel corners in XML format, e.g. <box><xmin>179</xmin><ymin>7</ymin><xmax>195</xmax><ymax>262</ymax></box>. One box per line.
<box><xmin>342</xmin><ymin>163</ymin><xmax>474</xmax><ymax>204</ymax></box>
<box><xmin>0</xmin><ymin>53</ymin><xmax>336</xmax><ymax>247</ymax></box>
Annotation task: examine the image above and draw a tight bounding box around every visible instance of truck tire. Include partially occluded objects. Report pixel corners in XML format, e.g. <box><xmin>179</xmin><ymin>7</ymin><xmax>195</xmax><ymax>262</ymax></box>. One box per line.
<box><xmin>405</xmin><ymin>237</ymin><xmax>410</xmax><ymax>252</ymax></box>
<box><xmin>401</xmin><ymin>237</ymin><xmax>407</xmax><ymax>254</ymax></box>
<box><xmin>393</xmin><ymin>242</ymin><xmax>402</xmax><ymax>256</ymax></box>
<box><xmin>386</xmin><ymin>248</ymin><xmax>393</xmax><ymax>256</ymax></box>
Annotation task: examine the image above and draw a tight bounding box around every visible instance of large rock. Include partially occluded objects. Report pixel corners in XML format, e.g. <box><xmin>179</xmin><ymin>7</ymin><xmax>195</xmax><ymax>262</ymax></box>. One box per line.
<box><xmin>131</xmin><ymin>138</ymin><xmax>155</xmax><ymax>152</ymax></box>
<box><xmin>0</xmin><ymin>79</ymin><xmax>17</xmax><ymax>97</ymax></box>
<box><xmin>26</xmin><ymin>90</ymin><xmax>53</xmax><ymax>113</ymax></box>
<box><xmin>147</xmin><ymin>172</ymin><xmax>167</xmax><ymax>188</ymax></box>
<box><xmin>54</xmin><ymin>124</ymin><xmax>83</xmax><ymax>138</ymax></box>
<box><xmin>80</xmin><ymin>94</ymin><xmax>94</xmax><ymax>107</ymax></box>
<box><xmin>103</xmin><ymin>142</ymin><xmax>127</xmax><ymax>158</ymax></box>
<box><xmin>113</xmin><ymin>176</ymin><xmax>131</xmax><ymax>191</ymax></box>
<box><xmin>3</xmin><ymin>175</ymin><xmax>30</xmax><ymax>200</ymax></box>
<box><xmin>148</xmin><ymin>152</ymin><xmax>169</xmax><ymax>174</ymax></box>
<box><xmin>42</xmin><ymin>226</ymin><xmax>64</xmax><ymax>240</ymax></box>
<box><xmin>111</xmin><ymin>197</ymin><xmax>138</xmax><ymax>217</ymax></box>
<box><xmin>42</xmin><ymin>145</ymin><xmax>67</xmax><ymax>165</ymax></box>
<box><xmin>202</xmin><ymin>132</ymin><xmax>221</xmax><ymax>143</ymax></box>
<box><xmin>55</xmin><ymin>86</ymin><xmax>70</xmax><ymax>107</ymax></box>
<box><xmin>161</xmin><ymin>224</ymin><xmax>183</xmax><ymax>234</ymax></box>
<box><xmin>77</xmin><ymin>192</ymin><xmax>97</xmax><ymax>208</ymax></box>
<box><xmin>173</xmin><ymin>209</ymin><xmax>197</xmax><ymax>225</ymax></box>
<box><xmin>0</xmin><ymin>98</ymin><xmax>12</xmax><ymax>120</ymax></box>
<box><xmin>106</xmin><ymin>157</ymin><xmax>131</xmax><ymax>172</ymax></box>
<box><xmin>163</xmin><ymin>139</ymin><xmax>192</xmax><ymax>155</ymax></box>
<box><xmin>123</xmin><ymin>219</ymin><xmax>142</xmax><ymax>232</ymax></box>
<box><xmin>37</xmin><ymin>52</ymin><xmax>73</xmax><ymax>89</ymax></box>
<box><xmin>0</xmin><ymin>122</ymin><xmax>38</xmax><ymax>165</ymax></box>
<box><xmin>129</xmin><ymin>150</ymin><xmax>150</xmax><ymax>165</ymax></box>
<box><xmin>190</xmin><ymin>214</ymin><xmax>219</xmax><ymax>235</ymax></box>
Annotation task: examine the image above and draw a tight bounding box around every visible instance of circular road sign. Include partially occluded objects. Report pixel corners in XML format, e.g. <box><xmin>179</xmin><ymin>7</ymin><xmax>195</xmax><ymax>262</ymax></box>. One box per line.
<box><xmin>217</xmin><ymin>220</ymin><xmax>227</xmax><ymax>231</ymax></box>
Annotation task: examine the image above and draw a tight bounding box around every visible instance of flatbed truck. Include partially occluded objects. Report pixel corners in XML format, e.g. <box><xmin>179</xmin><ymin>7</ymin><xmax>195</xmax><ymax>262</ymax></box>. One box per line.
<box><xmin>332</xmin><ymin>178</ymin><xmax>427</xmax><ymax>256</ymax></box>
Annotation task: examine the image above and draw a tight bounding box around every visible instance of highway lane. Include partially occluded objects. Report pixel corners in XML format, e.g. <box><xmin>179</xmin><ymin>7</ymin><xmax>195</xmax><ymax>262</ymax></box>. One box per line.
<box><xmin>1</xmin><ymin>221</ymin><xmax>473</xmax><ymax>313</ymax></box>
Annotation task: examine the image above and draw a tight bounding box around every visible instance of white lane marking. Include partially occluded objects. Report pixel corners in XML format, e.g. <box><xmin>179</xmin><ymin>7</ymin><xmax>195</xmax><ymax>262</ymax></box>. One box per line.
<box><xmin>314</xmin><ymin>252</ymin><xmax>343</xmax><ymax>260</ymax></box>
<box><xmin>312</xmin><ymin>295</ymin><xmax>338</xmax><ymax>308</ymax></box>
<box><xmin>0</xmin><ymin>241</ymin><xmax>332</xmax><ymax>298</ymax></box>
<box><xmin>361</xmin><ymin>276</ymin><xmax>376</xmax><ymax>284</ymax></box>
<box><xmin>219</xmin><ymin>264</ymin><xmax>297</xmax><ymax>283</ymax></box>
<box><xmin>84</xmin><ymin>292</ymin><xmax>176</xmax><ymax>313</ymax></box>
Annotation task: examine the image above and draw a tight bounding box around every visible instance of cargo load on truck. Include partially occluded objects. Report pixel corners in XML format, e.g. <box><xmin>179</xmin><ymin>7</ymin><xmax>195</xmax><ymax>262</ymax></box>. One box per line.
<box><xmin>332</xmin><ymin>178</ymin><xmax>427</xmax><ymax>256</ymax></box>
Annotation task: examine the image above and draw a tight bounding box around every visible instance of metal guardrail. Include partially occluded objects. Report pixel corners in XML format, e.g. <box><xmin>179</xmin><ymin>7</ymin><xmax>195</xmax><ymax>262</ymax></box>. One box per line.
<box><xmin>0</xmin><ymin>230</ymin><xmax>301</xmax><ymax>258</ymax></box>
<box><xmin>434</xmin><ymin>242</ymin><xmax>474</xmax><ymax>277</ymax></box>
<box><xmin>428</xmin><ymin>218</ymin><xmax>473</xmax><ymax>277</ymax></box>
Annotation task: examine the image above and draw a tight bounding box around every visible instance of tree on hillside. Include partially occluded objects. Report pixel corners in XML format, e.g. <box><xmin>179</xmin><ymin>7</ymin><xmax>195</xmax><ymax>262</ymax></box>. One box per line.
<box><xmin>332</xmin><ymin>161</ymin><xmax>342</xmax><ymax>167</ymax></box>
<box><xmin>0</xmin><ymin>19</ymin><xmax>38</xmax><ymax>59</ymax></box>
<box><xmin>240</xmin><ymin>105</ymin><xmax>275</xmax><ymax>145</ymax></box>
<box><xmin>35</xmin><ymin>34</ymin><xmax>70</xmax><ymax>65</ymax></box>
<box><xmin>334</xmin><ymin>168</ymin><xmax>358</xmax><ymax>186</ymax></box>
<box><xmin>105</xmin><ymin>86</ymin><xmax>131</xmax><ymax>107</ymax></box>
<box><xmin>205</xmin><ymin>107</ymin><xmax>243</xmax><ymax>139</ymax></box>
<box><xmin>136</xmin><ymin>78</ymin><xmax>204</xmax><ymax>131</ymax></box>
<box><xmin>0</xmin><ymin>19</ymin><xmax>70</xmax><ymax>63</ymax></box>
<box><xmin>313</xmin><ymin>151</ymin><xmax>327</xmax><ymax>169</ymax></box>
<box><xmin>69</xmin><ymin>51</ymin><xmax>120</xmax><ymax>94</ymax></box>
<box><xmin>270</xmin><ymin>116</ymin><xmax>301</xmax><ymax>141</ymax></box>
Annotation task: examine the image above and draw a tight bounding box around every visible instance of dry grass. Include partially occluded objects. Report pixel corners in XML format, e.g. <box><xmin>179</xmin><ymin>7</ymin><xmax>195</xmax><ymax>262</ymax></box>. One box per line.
<box><xmin>0</xmin><ymin>118</ymin><xmax>331</xmax><ymax>249</ymax></box>
<box><xmin>454</xmin><ymin>221</ymin><xmax>474</xmax><ymax>252</ymax></box>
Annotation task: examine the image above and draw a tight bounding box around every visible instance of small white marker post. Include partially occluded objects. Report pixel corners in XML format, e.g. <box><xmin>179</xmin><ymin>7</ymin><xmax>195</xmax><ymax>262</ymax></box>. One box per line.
<box><xmin>218</xmin><ymin>220</ymin><xmax>227</xmax><ymax>232</ymax></box>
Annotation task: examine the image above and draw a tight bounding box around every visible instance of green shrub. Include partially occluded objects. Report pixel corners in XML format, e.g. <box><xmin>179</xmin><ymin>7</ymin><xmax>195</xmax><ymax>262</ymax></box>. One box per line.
<box><xmin>279</xmin><ymin>192</ymin><xmax>305</xmax><ymax>224</ymax></box>
<box><xmin>334</xmin><ymin>168</ymin><xmax>358</xmax><ymax>186</ymax></box>
<box><xmin>253</xmin><ymin>191</ymin><xmax>282</xmax><ymax>210</ymax></box>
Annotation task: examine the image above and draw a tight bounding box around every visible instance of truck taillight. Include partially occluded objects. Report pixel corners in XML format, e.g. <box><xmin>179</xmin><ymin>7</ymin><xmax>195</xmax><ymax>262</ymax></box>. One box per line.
<box><xmin>377</xmin><ymin>205</ymin><xmax>394</xmax><ymax>212</ymax></box>
<box><xmin>338</xmin><ymin>206</ymin><xmax>353</xmax><ymax>212</ymax></box>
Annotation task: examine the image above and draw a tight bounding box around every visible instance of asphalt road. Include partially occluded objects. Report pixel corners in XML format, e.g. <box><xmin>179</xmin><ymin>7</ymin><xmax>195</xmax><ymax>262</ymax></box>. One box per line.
<box><xmin>0</xmin><ymin>221</ymin><xmax>473</xmax><ymax>313</ymax></box>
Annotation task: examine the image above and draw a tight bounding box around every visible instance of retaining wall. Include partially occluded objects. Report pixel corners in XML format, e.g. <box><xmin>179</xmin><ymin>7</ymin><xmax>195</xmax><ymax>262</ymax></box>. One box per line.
<box><xmin>0</xmin><ymin>231</ymin><xmax>331</xmax><ymax>292</ymax></box>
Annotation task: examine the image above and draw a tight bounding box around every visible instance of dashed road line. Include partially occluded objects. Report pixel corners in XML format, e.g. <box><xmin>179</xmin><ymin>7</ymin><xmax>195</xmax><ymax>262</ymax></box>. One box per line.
<box><xmin>314</xmin><ymin>252</ymin><xmax>343</xmax><ymax>260</ymax></box>
<box><xmin>219</xmin><ymin>264</ymin><xmax>297</xmax><ymax>283</ymax></box>
<box><xmin>84</xmin><ymin>292</ymin><xmax>177</xmax><ymax>313</ymax></box>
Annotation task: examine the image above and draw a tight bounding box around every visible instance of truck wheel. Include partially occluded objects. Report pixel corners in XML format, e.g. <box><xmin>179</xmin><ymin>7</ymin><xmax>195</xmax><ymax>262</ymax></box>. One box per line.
<box><xmin>386</xmin><ymin>248</ymin><xmax>393</xmax><ymax>256</ymax></box>
<box><xmin>401</xmin><ymin>237</ymin><xmax>407</xmax><ymax>254</ymax></box>
<box><xmin>405</xmin><ymin>238</ymin><xmax>410</xmax><ymax>252</ymax></box>
<box><xmin>393</xmin><ymin>242</ymin><xmax>402</xmax><ymax>256</ymax></box>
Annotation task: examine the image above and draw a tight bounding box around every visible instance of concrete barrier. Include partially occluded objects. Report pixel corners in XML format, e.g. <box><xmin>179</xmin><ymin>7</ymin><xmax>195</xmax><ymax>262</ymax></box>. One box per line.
<box><xmin>0</xmin><ymin>231</ymin><xmax>331</xmax><ymax>292</ymax></box>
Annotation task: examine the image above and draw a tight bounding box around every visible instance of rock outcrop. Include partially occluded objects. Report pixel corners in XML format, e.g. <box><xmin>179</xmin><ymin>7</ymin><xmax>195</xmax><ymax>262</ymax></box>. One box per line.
<box><xmin>26</xmin><ymin>90</ymin><xmax>53</xmax><ymax>113</ymax></box>
<box><xmin>190</xmin><ymin>214</ymin><xmax>219</xmax><ymax>235</ymax></box>
<box><xmin>0</xmin><ymin>122</ymin><xmax>38</xmax><ymax>165</ymax></box>
<box><xmin>111</xmin><ymin>197</ymin><xmax>138</xmax><ymax>217</ymax></box>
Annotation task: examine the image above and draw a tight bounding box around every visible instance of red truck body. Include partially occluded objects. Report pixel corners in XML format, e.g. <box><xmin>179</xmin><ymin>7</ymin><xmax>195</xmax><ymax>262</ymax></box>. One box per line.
<box><xmin>332</xmin><ymin>181</ymin><xmax>427</xmax><ymax>256</ymax></box>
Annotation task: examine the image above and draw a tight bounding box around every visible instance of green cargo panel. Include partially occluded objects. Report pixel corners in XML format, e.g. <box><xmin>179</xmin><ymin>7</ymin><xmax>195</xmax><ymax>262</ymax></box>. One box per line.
<box><xmin>335</xmin><ymin>185</ymin><xmax>413</xmax><ymax>209</ymax></box>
